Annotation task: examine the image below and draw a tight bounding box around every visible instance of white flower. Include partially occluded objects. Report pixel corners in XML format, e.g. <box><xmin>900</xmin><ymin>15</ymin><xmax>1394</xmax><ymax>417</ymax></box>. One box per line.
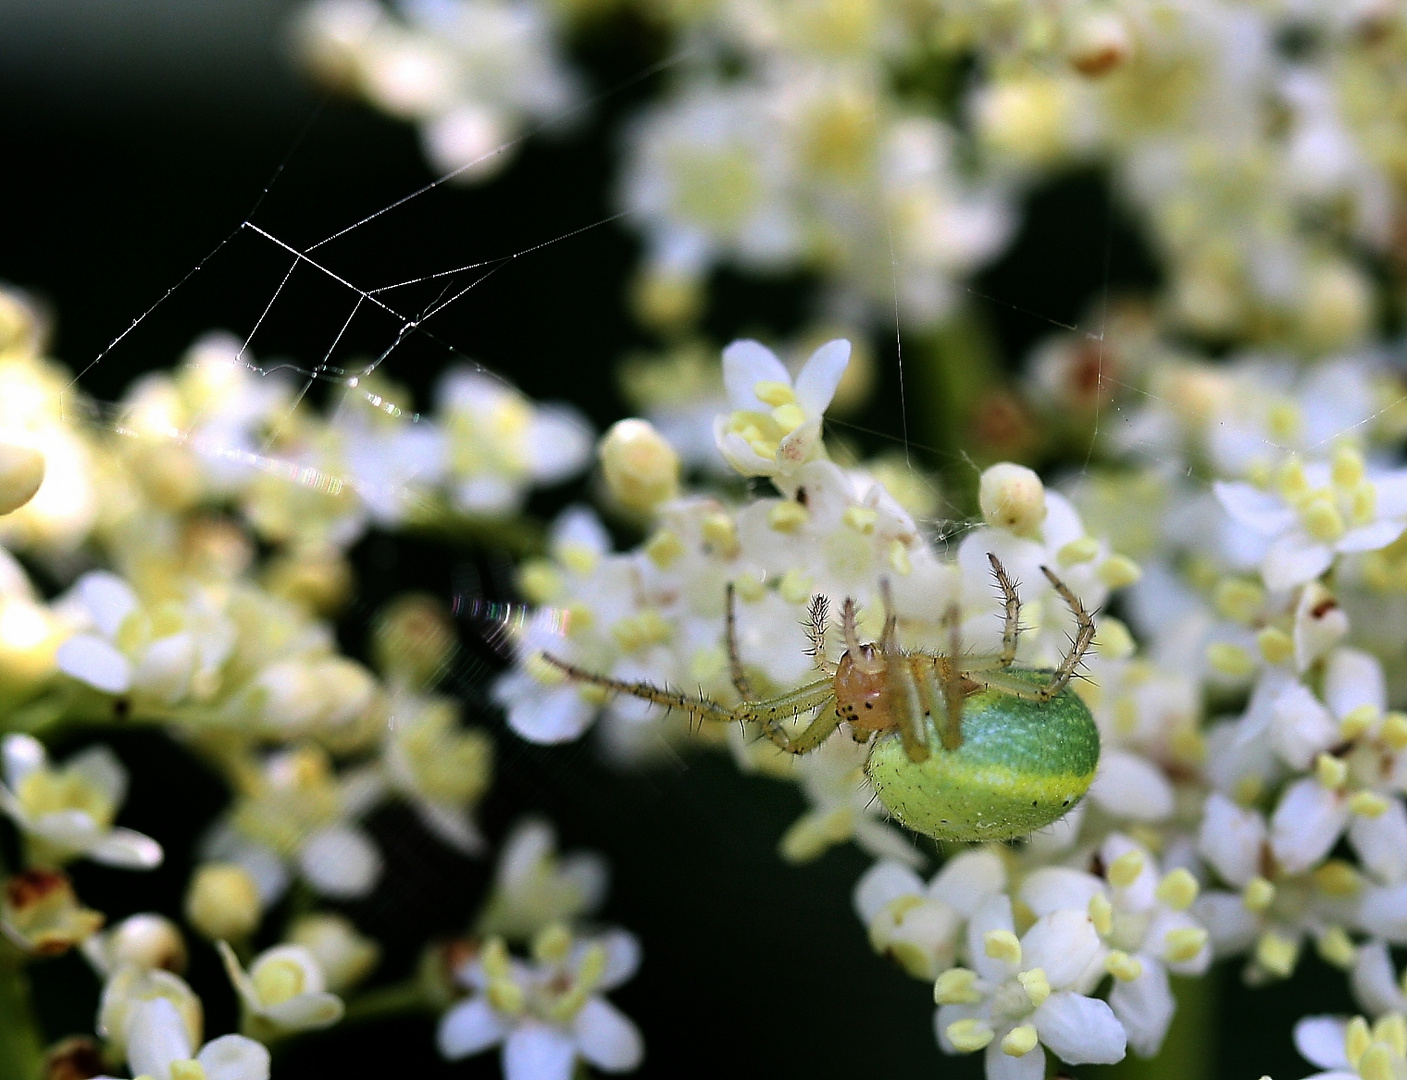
<box><xmin>476</xmin><ymin>818</ymin><xmax>608</xmax><ymax>942</ymax></box>
<box><xmin>1020</xmin><ymin>835</ymin><xmax>1210</xmax><ymax>1057</ymax></box>
<box><xmin>1294</xmin><ymin>1012</ymin><xmax>1407</xmax><ymax>1080</ymax></box>
<box><xmin>0</xmin><ymin>734</ymin><xmax>161</xmax><ymax>869</ymax></box>
<box><xmin>1215</xmin><ymin>448</ymin><xmax>1407</xmax><ymax>591</ymax></box>
<box><xmin>776</xmin><ymin>734</ymin><xmax>921</xmax><ymax>867</ymax></box>
<box><xmin>853</xmin><ymin>849</ymin><xmax>1006</xmax><ymax>980</ymax></box>
<box><xmin>437</xmin><ymin>927</ymin><xmax>643</xmax><ymax>1080</ymax></box>
<box><xmin>54</xmin><ymin>571</ymin><xmax>234</xmax><ymax>706</ymax></box>
<box><xmin>109</xmin><ymin>997</ymin><xmax>269</xmax><ymax>1080</ymax></box>
<box><xmin>201</xmin><ymin>745</ymin><xmax>382</xmax><ymax>902</ymax></box>
<box><xmin>934</xmin><ymin>895</ymin><xmax>1126</xmax><ymax>1080</ymax></box>
<box><xmin>436</xmin><ymin>367</ymin><xmax>592</xmax><ymax>516</ymax></box>
<box><xmin>218</xmin><ymin>941</ymin><xmax>344</xmax><ymax>1034</ymax></box>
<box><xmin>713</xmin><ymin>338</ymin><xmax>849</xmax><ymax>480</ymax></box>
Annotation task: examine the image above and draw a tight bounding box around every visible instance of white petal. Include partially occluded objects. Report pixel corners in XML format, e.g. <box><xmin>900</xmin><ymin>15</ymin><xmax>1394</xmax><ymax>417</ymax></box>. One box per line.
<box><xmin>983</xmin><ymin>1038</ymin><xmax>1046</xmax><ymax>1080</ymax></box>
<box><xmin>415</xmin><ymin>802</ymin><xmax>487</xmax><ymax>856</ymax></box>
<box><xmin>853</xmin><ymin>860</ymin><xmax>925</xmax><ymax>924</ymax></box>
<box><xmin>1261</xmin><ymin>534</ymin><xmax>1333</xmax><ymax>591</ymax></box>
<box><xmin>438</xmin><ymin>997</ymin><xmax>509</xmax><ymax>1059</ymax></box>
<box><xmin>527</xmin><ymin>408</ymin><xmax>593</xmax><ymax>483</ymax></box>
<box><xmin>1019</xmin><ymin>868</ymin><xmax>1104</xmax><ymax>918</ymax></box>
<box><xmin>299</xmin><ymin>826</ymin><xmax>382</xmax><ymax>898</ymax></box>
<box><xmin>1359</xmin><ymin>883</ymin><xmax>1407</xmax><ymax>942</ymax></box>
<box><xmin>1213</xmin><ymin>482</ymin><xmax>1295</xmax><ymax>535</ymax></box>
<box><xmin>1021</xmin><ymin>910</ymin><xmax>1102</xmax><ymax>989</ymax></box>
<box><xmin>929</xmin><ymin>850</ymin><xmax>1007</xmax><ymax>916</ymax></box>
<box><xmin>1089</xmin><ymin>751</ymin><xmax>1175</xmax><ymax>821</ymax></box>
<box><xmin>507</xmin><ymin>686</ymin><xmax>597</xmax><ymax>744</ymax></box>
<box><xmin>573</xmin><ymin>997</ymin><xmax>643</xmax><ymax>1072</ymax></box>
<box><xmin>1337</xmin><ymin>518</ymin><xmax>1406</xmax><ymax>553</ymax></box>
<box><xmin>217</xmin><ymin>940</ymin><xmax>261</xmax><ymax>1012</ymax></box>
<box><xmin>1269</xmin><ymin>682</ymin><xmax>1338</xmax><ymax>770</ymax></box>
<box><xmin>89</xmin><ymin>828</ymin><xmax>164</xmax><ymax>869</ymax></box>
<box><xmin>503</xmin><ymin>1022</ymin><xmax>577</xmax><ymax>1080</ymax></box>
<box><xmin>594</xmin><ymin>930</ymin><xmax>642</xmax><ymax>991</ymax></box>
<box><xmin>77</xmin><ymin>571</ymin><xmax>138</xmax><ymax>638</ymax></box>
<box><xmin>63</xmin><ymin>745</ymin><xmax>128</xmax><ymax>809</ymax></box>
<box><xmin>262</xmin><ymin>991</ymin><xmax>344</xmax><ymax>1031</ymax></box>
<box><xmin>967</xmin><ymin>895</ymin><xmax>1017</xmax><ymax>981</ymax></box>
<box><xmin>197</xmin><ymin>1035</ymin><xmax>272</xmax><ymax>1080</ymax></box>
<box><xmin>1270</xmin><ymin>778</ymin><xmax>1348</xmax><ymax>874</ymax></box>
<box><xmin>1197</xmin><ymin>793</ymin><xmax>1266</xmax><ymax>888</ymax></box>
<box><xmin>1295</xmin><ymin>1015</ymin><xmax>1351</xmax><ymax>1070</ymax></box>
<box><xmin>1324</xmin><ymin>648</ymin><xmax>1387</xmax><ymax>718</ymax></box>
<box><xmin>56</xmin><ymin>635</ymin><xmax>133</xmax><ymax>694</ymax></box>
<box><xmin>1351</xmin><ymin>939</ymin><xmax>1406</xmax><ymax>1016</ymax></box>
<box><xmin>1109</xmin><ymin>962</ymin><xmax>1174</xmax><ymax>1058</ymax></box>
<box><xmin>792</xmin><ymin>339</ymin><xmax>850</xmax><ymax>416</ymax></box>
<box><xmin>133</xmin><ymin>633</ymin><xmax>196</xmax><ymax>705</ymax></box>
<box><xmin>1033</xmin><ymin>992</ymin><xmax>1128</xmax><ymax>1065</ymax></box>
<box><xmin>126</xmin><ymin>998</ymin><xmax>194</xmax><ymax>1077</ymax></box>
<box><xmin>1192</xmin><ymin>891</ymin><xmax>1260</xmax><ymax>956</ymax></box>
<box><xmin>721</xmin><ymin>339</ymin><xmax>788</xmax><ymax>411</ymax></box>
<box><xmin>2</xmin><ymin>733</ymin><xmax>46</xmax><ymax>789</ymax></box>
<box><xmin>1350</xmin><ymin>801</ymin><xmax>1407</xmax><ymax>885</ymax></box>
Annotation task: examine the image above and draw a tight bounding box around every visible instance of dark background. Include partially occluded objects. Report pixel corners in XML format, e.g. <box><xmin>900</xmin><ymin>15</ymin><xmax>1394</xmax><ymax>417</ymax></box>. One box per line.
<box><xmin>0</xmin><ymin>2</ymin><xmax>1354</xmax><ymax>1077</ymax></box>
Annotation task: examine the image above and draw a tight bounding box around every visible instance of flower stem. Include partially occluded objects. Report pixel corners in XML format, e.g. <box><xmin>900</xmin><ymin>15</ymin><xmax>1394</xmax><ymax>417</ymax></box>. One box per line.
<box><xmin>1096</xmin><ymin>973</ymin><xmax>1214</xmax><ymax>1080</ymax></box>
<box><xmin>0</xmin><ymin>943</ymin><xmax>46</xmax><ymax>1080</ymax></box>
<box><xmin>342</xmin><ymin>979</ymin><xmax>429</xmax><ymax>1024</ymax></box>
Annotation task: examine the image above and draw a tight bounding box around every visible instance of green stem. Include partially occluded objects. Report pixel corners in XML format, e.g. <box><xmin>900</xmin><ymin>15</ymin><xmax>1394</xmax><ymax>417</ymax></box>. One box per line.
<box><xmin>1093</xmin><ymin>973</ymin><xmax>1214</xmax><ymax>1080</ymax></box>
<box><xmin>0</xmin><ymin>943</ymin><xmax>45</xmax><ymax>1080</ymax></box>
<box><xmin>342</xmin><ymin>979</ymin><xmax>430</xmax><ymax>1024</ymax></box>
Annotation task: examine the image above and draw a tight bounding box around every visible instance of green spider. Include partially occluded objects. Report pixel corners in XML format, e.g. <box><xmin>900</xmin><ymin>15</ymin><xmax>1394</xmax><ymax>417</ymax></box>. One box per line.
<box><xmin>543</xmin><ymin>554</ymin><xmax>1100</xmax><ymax>842</ymax></box>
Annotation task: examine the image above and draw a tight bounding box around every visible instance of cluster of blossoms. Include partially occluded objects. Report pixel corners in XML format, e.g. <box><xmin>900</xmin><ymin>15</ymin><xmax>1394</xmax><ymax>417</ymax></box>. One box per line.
<box><xmin>296</xmin><ymin>0</ymin><xmax>1407</xmax><ymax>348</ymax></box>
<box><xmin>478</xmin><ymin>316</ymin><xmax>1407</xmax><ymax>1080</ymax></box>
<box><xmin>0</xmin><ymin>290</ymin><xmax>642</xmax><ymax>1080</ymax></box>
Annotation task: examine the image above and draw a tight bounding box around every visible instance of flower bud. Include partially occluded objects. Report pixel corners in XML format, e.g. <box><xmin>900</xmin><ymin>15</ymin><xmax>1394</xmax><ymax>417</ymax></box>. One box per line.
<box><xmin>599</xmin><ymin>419</ymin><xmax>680</xmax><ymax>515</ymax></box>
<box><xmin>371</xmin><ymin>593</ymin><xmax>456</xmax><ymax>689</ymax></box>
<box><xmin>629</xmin><ymin>268</ymin><xmax>703</xmax><ymax>334</ymax></box>
<box><xmin>979</xmin><ymin>463</ymin><xmax>1046</xmax><ymax>538</ymax></box>
<box><xmin>288</xmin><ymin>913</ymin><xmax>380</xmax><ymax>993</ymax></box>
<box><xmin>1066</xmin><ymin>11</ymin><xmax>1133</xmax><ymax>76</ymax></box>
<box><xmin>185</xmin><ymin>863</ymin><xmax>261</xmax><ymax>941</ymax></box>
<box><xmin>0</xmin><ymin>442</ymin><xmax>45</xmax><ymax>517</ymax></box>
<box><xmin>97</xmin><ymin>913</ymin><xmax>188</xmax><ymax>974</ymax></box>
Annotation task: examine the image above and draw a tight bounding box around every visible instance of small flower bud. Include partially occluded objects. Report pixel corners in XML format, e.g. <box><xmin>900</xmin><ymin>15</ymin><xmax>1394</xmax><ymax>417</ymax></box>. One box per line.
<box><xmin>101</xmin><ymin>913</ymin><xmax>188</xmax><ymax>974</ymax></box>
<box><xmin>0</xmin><ymin>442</ymin><xmax>44</xmax><ymax>516</ymax></box>
<box><xmin>288</xmin><ymin>913</ymin><xmax>380</xmax><ymax>993</ymax></box>
<box><xmin>979</xmin><ymin>463</ymin><xmax>1046</xmax><ymax>538</ymax></box>
<box><xmin>185</xmin><ymin>863</ymin><xmax>261</xmax><ymax>941</ymax></box>
<box><xmin>371</xmin><ymin>593</ymin><xmax>456</xmax><ymax>689</ymax></box>
<box><xmin>599</xmin><ymin>419</ymin><xmax>680</xmax><ymax>515</ymax></box>
<box><xmin>1066</xmin><ymin>10</ymin><xmax>1134</xmax><ymax>76</ymax></box>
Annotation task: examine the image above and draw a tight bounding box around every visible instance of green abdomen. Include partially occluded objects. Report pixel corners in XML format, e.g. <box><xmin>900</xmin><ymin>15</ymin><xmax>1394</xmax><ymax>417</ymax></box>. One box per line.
<box><xmin>864</xmin><ymin>672</ymin><xmax>1100</xmax><ymax>842</ymax></box>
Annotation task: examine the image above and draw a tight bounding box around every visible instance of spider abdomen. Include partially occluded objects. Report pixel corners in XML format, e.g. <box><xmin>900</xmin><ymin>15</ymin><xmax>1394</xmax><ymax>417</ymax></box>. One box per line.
<box><xmin>864</xmin><ymin>669</ymin><xmax>1099</xmax><ymax>842</ymax></box>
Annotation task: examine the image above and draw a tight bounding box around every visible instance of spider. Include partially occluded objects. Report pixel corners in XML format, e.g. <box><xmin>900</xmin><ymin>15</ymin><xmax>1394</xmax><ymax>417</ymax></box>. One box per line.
<box><xmin>542</xmin><ymin>554</ymin><xmax>1101</xmax><ymax>841</ymax></box>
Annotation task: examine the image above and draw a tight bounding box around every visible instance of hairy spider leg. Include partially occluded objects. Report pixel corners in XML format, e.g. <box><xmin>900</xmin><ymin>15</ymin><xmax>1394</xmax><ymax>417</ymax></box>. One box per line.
<box><xmin>960</xmin><ymin>563</ymin><xmax>1096</xmax><ymax>703</ymax></box>
<box><xmin>723</xmin><ymin>582</ymin><xmax>755</xmax><ymax>700</ymax></box>
<box><xmin>986</xmin><ymin>552</ymin><xmax>1023</xmax><ymax>668</ymax></box>
<box><xmin>803</xmin><ymin>594</ymin><xmax>834</xmax><ymax>675</ymax></box>
<box><xmin>539</xmin><ymin>653</ymin><xmax>841</xmax><ymax>754</ymax></box>
<box><xmin>935</xmin><ymin>602</ymin><xmax>967</xmax><ymax>753</ymax></box>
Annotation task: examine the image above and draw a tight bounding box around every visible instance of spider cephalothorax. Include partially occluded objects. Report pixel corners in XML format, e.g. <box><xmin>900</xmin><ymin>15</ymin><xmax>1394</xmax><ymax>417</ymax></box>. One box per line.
<box><xmin>542</xmin><ymin>554</ymin><xmax>1100</xmax><ymax>841</ymax></box>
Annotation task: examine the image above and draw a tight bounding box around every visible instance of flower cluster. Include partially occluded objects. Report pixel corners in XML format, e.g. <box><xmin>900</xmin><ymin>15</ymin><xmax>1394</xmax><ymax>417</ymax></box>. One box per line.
<box><xmin>0</xmin><ymin>292</ymin><xmax>641</xmax><ymax>1080</ymax></box>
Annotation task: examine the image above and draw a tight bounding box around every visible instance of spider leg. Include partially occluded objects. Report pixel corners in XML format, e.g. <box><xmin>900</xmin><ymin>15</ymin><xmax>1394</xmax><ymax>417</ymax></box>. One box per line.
<box><xmin>804</xmin><ymin>594</ymin><xmax>834</xmax><ymax>675</ymax></box>
<box><xmin>1036</xmin><ymin>564</ymin><xmax>1097</xmax><ymax>698</ymax></box>
<box><xmin>742</xmin><ymin>681</ymin><xmax>845</xmax><ymax>754</ymax></box>
<box><xmin>986</xmin><ymin>552</ymin><xmax>1022</xmax><ymax>669</ymax></box>
<box><xmin>937</xmin><ymin>603</ymin><xmax>967</xmax><ymax>751</ymax></box>
<box><xmin>878</xmin><ymin>579</ymin><xmax>899</xmax><ymax>653</ymax></box>
<box><xmin>724</xmin><ymin>582</ymin><xmax>756</xmax><ymax>701</ymax></box>
<box><xmin>884</xmin><ymin>658</ymin><xmax>931</xmax><ymax>761</ymax></box>
<box><xmin>540</xmin><ymin>653</ymin><xmax>738</xmax><ymax>725</ymax></box>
